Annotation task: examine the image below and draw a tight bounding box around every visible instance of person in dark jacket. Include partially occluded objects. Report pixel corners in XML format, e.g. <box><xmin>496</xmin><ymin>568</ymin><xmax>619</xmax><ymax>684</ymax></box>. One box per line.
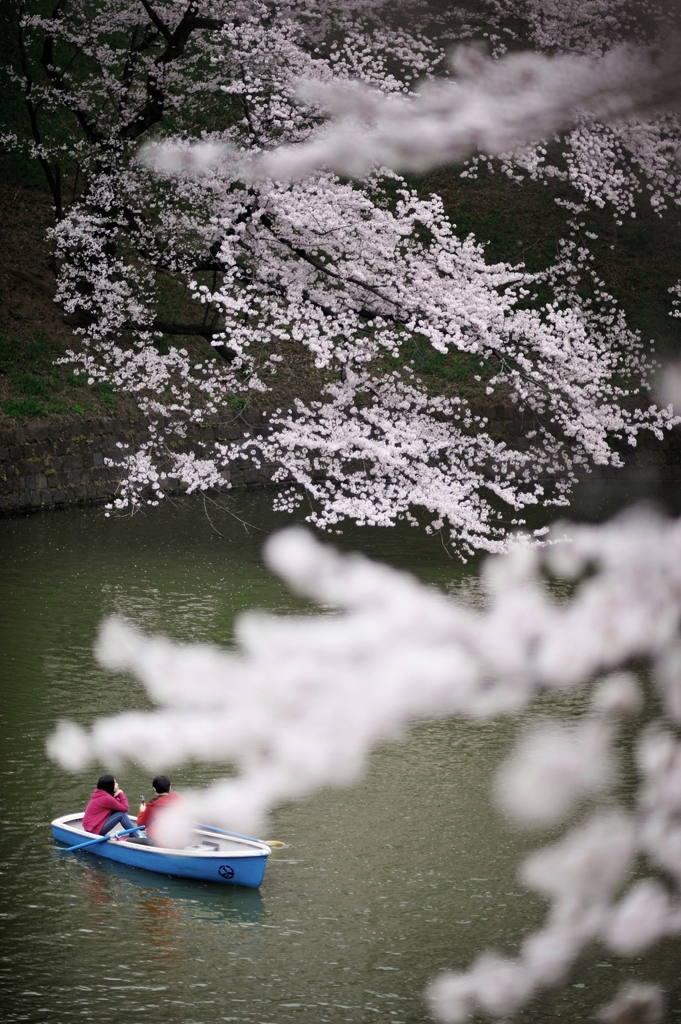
<box><xmin>82</xmin><ymin>775</ymin><xmax>141</xmax><ymax>836</ymax></box>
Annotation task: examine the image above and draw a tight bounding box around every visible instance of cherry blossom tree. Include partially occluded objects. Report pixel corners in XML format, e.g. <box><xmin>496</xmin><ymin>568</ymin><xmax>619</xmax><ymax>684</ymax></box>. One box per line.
<box><xmin>7</xmin><ymin>0</ymin><xmax>680</xmax><ymax>553</ymax></box>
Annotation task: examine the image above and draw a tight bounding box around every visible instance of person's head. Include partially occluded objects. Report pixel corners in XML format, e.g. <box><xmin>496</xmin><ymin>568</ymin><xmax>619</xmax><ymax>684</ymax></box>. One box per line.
<box><xmin>96</xmin><ymin>774</ymin><xmax>116</xmax><ymax>796</ymax></box>
<box><xmin>152</xmin><ymin>775</ymin><xmax>171</xmax><ymax>795</ymax></box>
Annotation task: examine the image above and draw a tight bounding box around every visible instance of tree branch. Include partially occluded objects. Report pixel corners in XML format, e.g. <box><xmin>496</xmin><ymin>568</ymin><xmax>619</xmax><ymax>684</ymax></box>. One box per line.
<box><xmin>17</xmin><ymin>6</ymin><xmax>63</xmax><ymax>216</ymax></box>
<box><xmin>139</xmin><ymin>0</ymin><xmax>172</xmax><ymax>43</ymax></box>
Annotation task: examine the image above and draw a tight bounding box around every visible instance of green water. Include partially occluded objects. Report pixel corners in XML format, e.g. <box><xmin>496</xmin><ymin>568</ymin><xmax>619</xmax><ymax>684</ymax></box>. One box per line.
<box><xmin>1</xmin><ymin>495</ymin><xmax>680</xmax><ymax>1023</ymax></box>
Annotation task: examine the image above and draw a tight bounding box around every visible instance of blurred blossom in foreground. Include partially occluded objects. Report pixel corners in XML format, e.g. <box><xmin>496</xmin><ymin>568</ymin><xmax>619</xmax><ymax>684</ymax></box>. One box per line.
<box><xmin>658</xmin><ymin>358</ymin><xmax>681</xmax><ymax>411</ymax></box>
<box><xmin>261</xmin><ymin>41</ymin><xmax>681</xmax><ymax>178</ymax></box>
<box><xmin>139</xmin><ymin>42</ymin><xmax>681</xmax><ymax>182</ymax></box>
<box><xmin>138</xmin><ymin>140</ymin><xmax>241</xmax><ymax>177</ymax></box>
<box><xmin>49</xmin><ymin>512</ymin><xmax>681</xmax><ymax>1019</ymax></box>
<box><xmin>494</xmin><ymin>716</ymin><xmax>616</xmax><ymax>824</ymax></box>
<box><xmin>596</xmin><ymin>982</ymin><xmax>665</xmax><ymax>1024</ymax></box>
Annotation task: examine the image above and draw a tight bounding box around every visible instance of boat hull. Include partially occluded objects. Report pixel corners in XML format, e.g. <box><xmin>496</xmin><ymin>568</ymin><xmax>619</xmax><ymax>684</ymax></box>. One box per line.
<box><xmin>51</xmin><ymin>815</ymin><xmax>270</xmax><ymax>888</ymax></box>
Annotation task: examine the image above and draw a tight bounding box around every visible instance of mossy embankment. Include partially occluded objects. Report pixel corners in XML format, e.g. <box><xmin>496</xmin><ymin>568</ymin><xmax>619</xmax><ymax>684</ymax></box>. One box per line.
<box><xmin>0</xmin><ymin>177</ymin><xmax>330</xmax><ymax>428</ymax></box>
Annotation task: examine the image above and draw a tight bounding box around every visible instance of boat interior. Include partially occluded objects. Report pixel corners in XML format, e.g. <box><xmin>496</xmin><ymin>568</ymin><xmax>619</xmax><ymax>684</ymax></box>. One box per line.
<box><xmin>58</xmin><ymin>814</ymin><xmax>267</xmax><ymax>855</ymax></box>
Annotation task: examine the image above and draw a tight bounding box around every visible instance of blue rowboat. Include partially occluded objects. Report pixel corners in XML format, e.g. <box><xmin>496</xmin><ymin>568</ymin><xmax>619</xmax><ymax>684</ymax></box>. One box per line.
<box><xmin>51</xmin><ymin>812</ymin><xmax>271</xmax><ymax>888</ymax></box>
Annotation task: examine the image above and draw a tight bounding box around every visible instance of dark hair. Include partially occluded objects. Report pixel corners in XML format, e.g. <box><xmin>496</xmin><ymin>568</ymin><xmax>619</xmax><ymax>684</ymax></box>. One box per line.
<box><xmin>96</xmin><ymin>774</ymin><xmax>116</xmax><ymax>796</ymax></box>
<box><xmin>152</xmin><ymin>775</ymin><xmax>171</xmax><ymax>794</ymax></box>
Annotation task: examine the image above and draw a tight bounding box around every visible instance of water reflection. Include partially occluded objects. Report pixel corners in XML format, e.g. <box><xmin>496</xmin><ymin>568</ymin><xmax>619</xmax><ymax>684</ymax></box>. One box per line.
<box><xmin>68</xmin><ymin>852</ymin><xmax>266</xmax><ymax>927</ymax></box>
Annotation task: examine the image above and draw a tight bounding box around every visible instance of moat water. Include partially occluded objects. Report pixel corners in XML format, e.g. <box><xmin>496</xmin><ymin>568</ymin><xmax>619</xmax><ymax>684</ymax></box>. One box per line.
<box><xmin>1</xmin><ymin>492</ymin><xmax>680</xmax><ymax>1023</ymax></box>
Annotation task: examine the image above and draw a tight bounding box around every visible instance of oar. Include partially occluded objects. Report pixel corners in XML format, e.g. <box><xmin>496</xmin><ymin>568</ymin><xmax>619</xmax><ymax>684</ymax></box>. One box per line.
<box><xmin>198</xmin><ymin>823</ymin><xmax>287</xmax><ymax>849</ymax></box>
<box><xmin>62</xmin><ymin>826</ymin><xmax>144</xmax><ymax>853</ymax></box>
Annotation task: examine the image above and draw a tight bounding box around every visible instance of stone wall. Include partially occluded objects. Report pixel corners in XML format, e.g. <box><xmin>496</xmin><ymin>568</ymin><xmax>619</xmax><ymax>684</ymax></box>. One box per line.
<box><xmin>0</xmin><ymin>408</ymin><xmax>276</xmax><ymax>514</ymax></box>
<box><xmin>2</xmin><ymin>404</ymin><xmax>681</xmax><ymax>515</ymax></box>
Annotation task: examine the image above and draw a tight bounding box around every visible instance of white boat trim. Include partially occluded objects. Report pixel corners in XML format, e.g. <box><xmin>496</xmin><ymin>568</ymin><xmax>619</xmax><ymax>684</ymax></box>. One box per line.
<box><xmin>52</xmin><ymin>812</ymin><xmax>271</xmax><ymax>858</ymax></box>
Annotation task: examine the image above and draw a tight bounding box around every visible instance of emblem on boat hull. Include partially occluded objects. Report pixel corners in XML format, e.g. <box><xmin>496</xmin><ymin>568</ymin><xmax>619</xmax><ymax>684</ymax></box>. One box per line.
<box><xmin>218</xmin><ymin>863</ymin><xmax>235</xmax><ymax>879</ymax></box>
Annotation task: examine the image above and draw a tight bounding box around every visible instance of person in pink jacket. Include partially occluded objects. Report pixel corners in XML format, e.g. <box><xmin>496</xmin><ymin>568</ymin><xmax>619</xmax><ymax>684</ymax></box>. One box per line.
<box><xmin>82</xmin><ymin>775</ymin><xmax>141</xmax><ymax>836</ymax></box>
